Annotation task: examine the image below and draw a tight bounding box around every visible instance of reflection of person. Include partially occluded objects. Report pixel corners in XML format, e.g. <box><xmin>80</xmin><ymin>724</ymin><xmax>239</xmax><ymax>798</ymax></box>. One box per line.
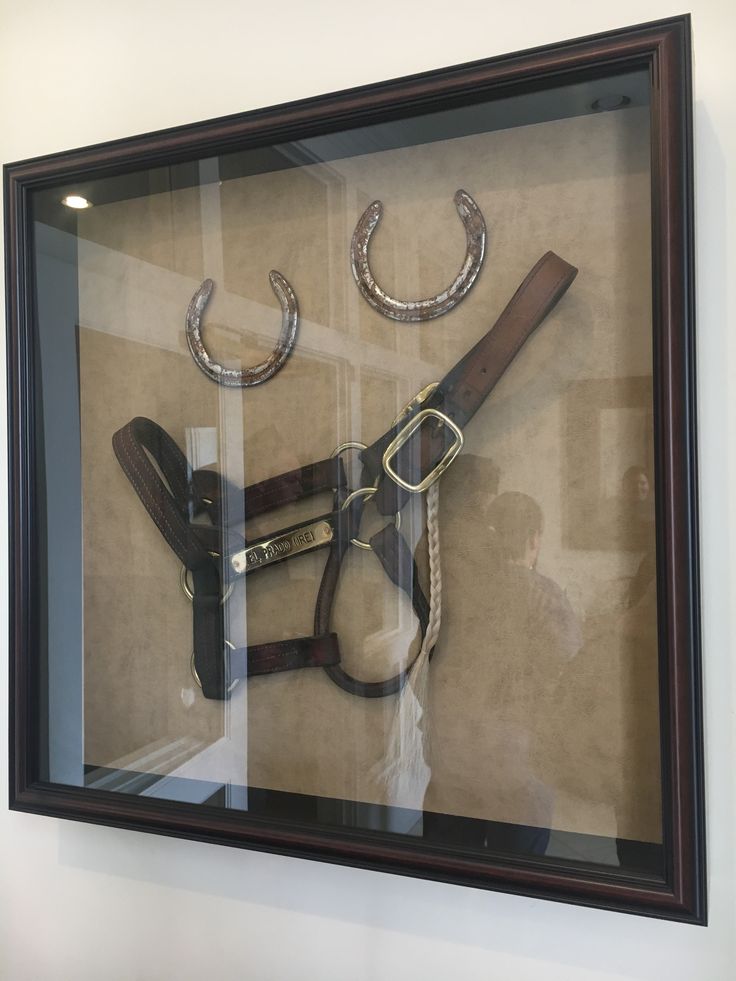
<box><xmin>621</xmin><ymin>465</ymin><xmax>650</xmax><ymax>503</ymax></box>
<box><xmin>539</xmin><ymin>559</ymin><xmax>662</xmax><ymax>870</ymax></box>
<box><xmin>486</xmin><ymin>492</ymin><xmax>582</xmax><ymax>662</ymax></box>
<box><xmin>439</xmin><ymin>453</ymin><xmax>501</xmax><ymax>531</ymax></box>
<box><xmin>424</xmin><ymin>491</ymin><xmax>581</xmax><ymax>857</ymax></box>
<box><xmin>618</xmin><ymin>465</ymin><xmax>655</xmax><ymax>550</ymax></box>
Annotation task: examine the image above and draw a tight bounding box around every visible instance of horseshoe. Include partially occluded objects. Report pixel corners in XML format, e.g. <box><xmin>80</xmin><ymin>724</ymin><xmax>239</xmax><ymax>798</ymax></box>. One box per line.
<box><xmin>350</xmin><ymin>189</ymin><xmax>486</xmax><ymax>322</ymax></box>
<box><xmin>185</xmin><ymin>272</ymin><xmax>299</xmax><ymax>387</ymax></box>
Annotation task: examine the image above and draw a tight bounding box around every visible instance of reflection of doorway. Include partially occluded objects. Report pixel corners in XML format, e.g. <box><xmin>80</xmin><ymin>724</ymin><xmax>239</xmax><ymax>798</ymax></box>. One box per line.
<box><xmin>562</xmin><ymin>376</ymin><xmax>654</xmax><ymax>551</ymax></box>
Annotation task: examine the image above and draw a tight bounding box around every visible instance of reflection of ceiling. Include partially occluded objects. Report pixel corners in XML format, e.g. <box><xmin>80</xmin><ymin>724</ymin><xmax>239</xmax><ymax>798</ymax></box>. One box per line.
<box><xmin>32</xmin><ymin>68</ymin><xmax>650</xmax><ymax>233</ymax></box>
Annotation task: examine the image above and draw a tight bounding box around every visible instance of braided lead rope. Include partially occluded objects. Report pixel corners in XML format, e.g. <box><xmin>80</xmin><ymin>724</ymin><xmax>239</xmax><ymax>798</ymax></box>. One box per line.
<box><xmin>418</xmin><ymin>480</ymin><xmax>442</xmax><ymax>664</ymax></box>
<box><xmin>373</xmin><ymin>480</ymin><xmax>441</xmax><ymax>808</ymax></box>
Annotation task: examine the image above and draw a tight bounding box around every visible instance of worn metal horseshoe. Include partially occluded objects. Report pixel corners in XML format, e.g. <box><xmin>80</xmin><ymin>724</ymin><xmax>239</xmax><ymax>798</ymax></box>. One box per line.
<box><xmin>185</xmin><ymin>272</ymin><xmax>299</xmax><ymax>387</ymax></box>
<box><xmin>350</xmin><ymin>189</ymin><xmax>487</xmax><ymax>322</ymax></box>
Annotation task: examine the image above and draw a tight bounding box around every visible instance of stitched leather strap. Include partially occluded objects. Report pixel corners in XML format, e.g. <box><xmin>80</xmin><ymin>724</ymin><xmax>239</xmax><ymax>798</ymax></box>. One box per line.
<box><xmin>113</xmin><ymin>417</ymin><xmax>348</xmax><ymax>699</ymax></box>
<box><xmin>113</xmin><ymin>417</ymin><xmax>213</xmax><ymax>567</ymax></box>
<box><xmin>229</xmin><ymin>633</ymin><xmax>341</xmax><ymax>678</ymax></box>
<box><xmin>361</xmin><ymin>252</ymin><xmax>578</xmax><ymax>514</ymax></box>
<box><xmin>192</xmin><ymin>456</ymin><xmax>344</xmax><ymax>526</ymax></box>
<box><xmin>315</xmin><ymin>493</ymin><xmax>433</xmax><ymax>698</ymax></box>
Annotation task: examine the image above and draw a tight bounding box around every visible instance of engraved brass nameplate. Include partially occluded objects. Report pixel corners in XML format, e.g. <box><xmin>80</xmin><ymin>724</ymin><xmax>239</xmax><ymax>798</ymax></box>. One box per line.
<box><xmin>230</xmin><ymin>520</ymin><xmax>333</xmax><ymax>575</ymax></box>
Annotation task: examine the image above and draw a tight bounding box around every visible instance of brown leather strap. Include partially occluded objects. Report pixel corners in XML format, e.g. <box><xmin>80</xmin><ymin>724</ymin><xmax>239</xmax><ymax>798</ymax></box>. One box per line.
<box><xmin>316</xmin><ymin>501</ymin><xmax>433</xmax><ymax>698</ymax></box>
<box><xmin>112</xmin><ymin>417</ymin><xmax>214</xmax><ymax>567</ymax></box>
<box><xmin>113</xmin><ymin>417</ymin><xmax>349</xmax><ymax>699</ymax></box>
<box><xmin>229</xmin><ymin>633</ymin><xmax>341</xmax><ymax>678</ymax></box>
<box><xmin>192</xmin><ymin>456</ymin><xmax>344</xmax><ymax>526</ymax></box>
<box><xmin>361</xmin><ymin>252</ymin><xmax>578</xmax><ymax>514</ymax></box>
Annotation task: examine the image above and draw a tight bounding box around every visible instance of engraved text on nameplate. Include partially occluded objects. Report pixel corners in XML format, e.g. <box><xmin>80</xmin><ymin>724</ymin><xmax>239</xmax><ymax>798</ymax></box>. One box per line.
<box><xmin>230</xmin><ymin>520</ymin><xmax>333</xmax><ymax>574</ymax></box>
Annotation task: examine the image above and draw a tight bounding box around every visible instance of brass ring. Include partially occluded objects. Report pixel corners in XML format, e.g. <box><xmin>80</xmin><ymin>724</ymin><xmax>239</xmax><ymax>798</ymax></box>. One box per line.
<box><xmin>190</xmin><ymin>640</ymin><xmax>239</xmax><ymax>693</ymax></box>
<box><xmin>190</xmin><ymin>651</ymin><xmax>202</xmax><ymax>688</ymax></box>
<box><xmin>330</xmin><ymin>441</ymin><xmax>368</xmax><ymax>492</ymax></box>
<box><xmin>340</xmin><ymin>485</ymin><xmax>401</xmax><ymax>550</ymax></box>
<box><xmin>330</xmin><ymin>440</ymin><xmax>368</xmax><ymax>457</ymax></box>
<box><xmin>179</xmin><ymin>565</ymin><xmax>235</xmax><ymax>605</ymax></box>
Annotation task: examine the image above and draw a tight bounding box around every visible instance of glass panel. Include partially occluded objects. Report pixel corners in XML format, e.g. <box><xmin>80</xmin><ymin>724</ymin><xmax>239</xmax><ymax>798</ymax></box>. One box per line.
<box><xmin>31</xmin><ymin>66</ymin><xmax>663</xmax><ymax>876</ymax></box>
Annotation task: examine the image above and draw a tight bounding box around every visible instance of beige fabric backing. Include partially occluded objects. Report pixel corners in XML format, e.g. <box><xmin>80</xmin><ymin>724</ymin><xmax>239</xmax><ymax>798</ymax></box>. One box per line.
<box><xmin>77</xmin><ymin>105</ymin><xmax>661</xmax><ymax>843</ymax></box>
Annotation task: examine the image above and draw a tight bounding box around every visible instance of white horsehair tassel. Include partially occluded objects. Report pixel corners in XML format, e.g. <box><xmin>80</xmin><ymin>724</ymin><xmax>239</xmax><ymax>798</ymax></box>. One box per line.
<box><xmin>374</xmin><ymin>480</ymin><xmax>442</xmax><ymax>809</ymax></box>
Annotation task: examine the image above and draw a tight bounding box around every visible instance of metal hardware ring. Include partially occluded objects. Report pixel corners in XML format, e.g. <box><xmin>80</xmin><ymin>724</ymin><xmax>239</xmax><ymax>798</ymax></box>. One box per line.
<box><xmin>350</xmin><ymin>189</ymin><xmax>486</xmax><ymax>322</ymax></box>
<box><xmin>185</xmin><ymin>273</ymin><xmax>299</xmax><ymax>387</ymax></box>
<box><xmin>340</xmin><ymin>485</ymin><xmax>401</xmax><ymax>550</ymax></box>
<box><xmin>179</xmin><ymin>564</ymin><xmax>235</xmax><ymax>605</ymax></box>
<box><xmin>190</xmin><ymin>640</ymin><xmax>239</xmax><ymax>693</ymax></box>
<box><xmin>330</xmin><ymin>441</ymin><xmax>368</xmax><ymax>458</ymax></box>
<box><xmin>330</xmin><ymin>440</ymin><xmax>368</xmax><ymax>492</ymax></box>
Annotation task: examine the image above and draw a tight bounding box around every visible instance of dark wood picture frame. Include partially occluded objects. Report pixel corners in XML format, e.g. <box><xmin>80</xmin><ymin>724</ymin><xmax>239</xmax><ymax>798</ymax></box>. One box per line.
<box><xmin>5</xmin><ymin>15</ymin><xmax>703</xmax><ymax>922</ymax></box>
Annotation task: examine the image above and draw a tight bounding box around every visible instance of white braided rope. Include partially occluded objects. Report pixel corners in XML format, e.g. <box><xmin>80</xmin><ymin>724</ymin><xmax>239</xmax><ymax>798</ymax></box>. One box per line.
<box><xmin>374</xmin><ymin>481</ymin><xmax>441</xmax><ymax>807</ymax></box>
<box><xmin>420</xmin><ymin>480</ymin><xmax>442</xmax><ymax>663</ymax></box>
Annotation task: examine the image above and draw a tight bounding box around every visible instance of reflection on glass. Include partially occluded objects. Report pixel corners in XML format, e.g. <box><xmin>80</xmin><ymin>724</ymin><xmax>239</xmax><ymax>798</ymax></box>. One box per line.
<box><xmin>32</xmin><ymin>68</ymin><xmax>663</xmax><ymax>876</ymax></box>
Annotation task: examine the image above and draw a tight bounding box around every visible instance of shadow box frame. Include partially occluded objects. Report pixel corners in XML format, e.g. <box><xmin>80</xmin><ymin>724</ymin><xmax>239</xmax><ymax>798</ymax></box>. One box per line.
<box><xmin>5</xmin><ymin>14</ymin><xmax>703</xmax><ymax>922</ymax></box>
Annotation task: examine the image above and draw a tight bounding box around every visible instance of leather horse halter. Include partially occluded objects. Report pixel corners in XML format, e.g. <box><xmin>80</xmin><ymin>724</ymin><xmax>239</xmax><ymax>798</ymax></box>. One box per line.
<box><xmin>114</xmin><ymin>251</ymin><xmax>577</xmax><ymax>700</ymax></box>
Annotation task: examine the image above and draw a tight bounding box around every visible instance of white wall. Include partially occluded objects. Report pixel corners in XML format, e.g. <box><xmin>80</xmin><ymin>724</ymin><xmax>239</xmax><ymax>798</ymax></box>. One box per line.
<box><xmin>1</xmin><ymin>1</ymin><xmax>734</xmax><ymax>978</ymax></box>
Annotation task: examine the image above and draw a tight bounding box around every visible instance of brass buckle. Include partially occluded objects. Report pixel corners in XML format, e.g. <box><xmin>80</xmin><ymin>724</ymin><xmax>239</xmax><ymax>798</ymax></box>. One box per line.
<box><xmin>382</xmin><ymin>407</ymin><xmax>464</xmax><ymax>493</ymax></box>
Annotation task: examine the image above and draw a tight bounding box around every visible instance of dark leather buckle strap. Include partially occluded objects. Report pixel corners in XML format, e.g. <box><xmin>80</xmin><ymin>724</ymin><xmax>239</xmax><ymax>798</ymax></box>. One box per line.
<box><xmin>311</xmin><ymin>252</ymin><xmax>578</xmax><ymax>696</ymax></box>
<box><xmin>360</xmin><ymin>251</ymin><xmax>578</xmax><ymax>514</ymax></box>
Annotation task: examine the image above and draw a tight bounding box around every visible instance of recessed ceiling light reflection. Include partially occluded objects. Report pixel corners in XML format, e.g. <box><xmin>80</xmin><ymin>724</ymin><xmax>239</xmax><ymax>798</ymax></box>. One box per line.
<box><xmin>591</xmin><ymin>94</ymin><xmax>631</xmax><ymax>112</ymax></box>
<box><xmin>62</xmin><ymin>194</ymin><xmax>92</xmax><ymax>209</ymax></box>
